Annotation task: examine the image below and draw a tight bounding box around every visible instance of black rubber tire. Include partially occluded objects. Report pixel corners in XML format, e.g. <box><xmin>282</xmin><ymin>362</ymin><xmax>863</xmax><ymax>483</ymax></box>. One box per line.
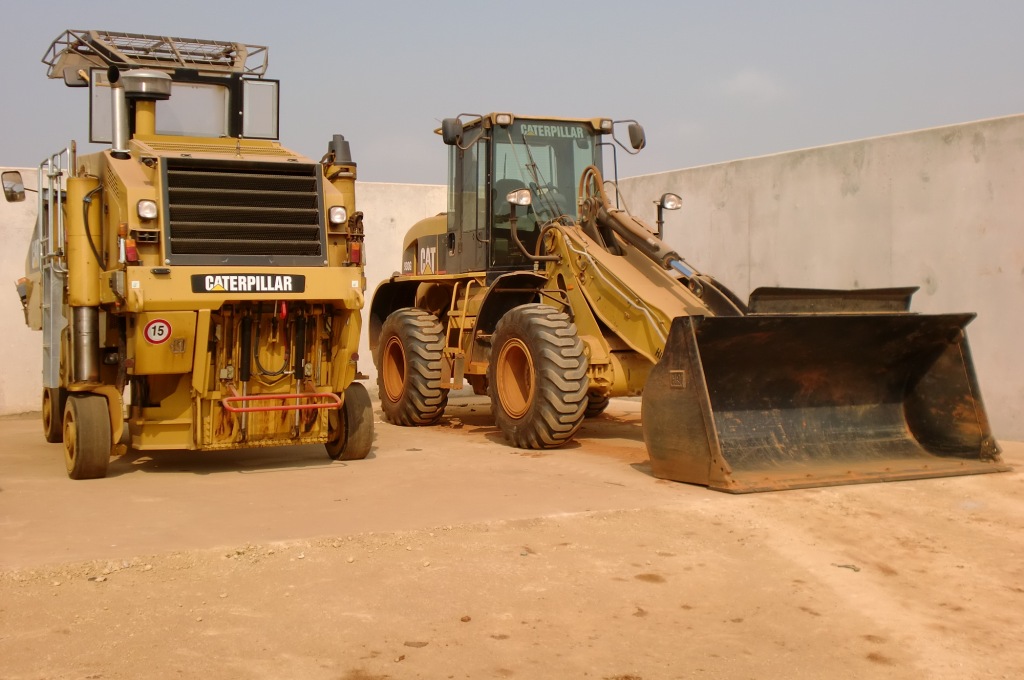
<box><xmin>488</xmin><ymin>304</ymin><xmax>588</xmax><ymax>448</ymax></box>
<box><xmin>584</xmin><ymin>391</ymin><xmax>610</xmax><ymax>418</ymax></box>
<box><xmin>63</xmin><ymin>394</ymin><xmax>111</xmax><ymax>480</ymax></box>
<box><xmin>376</xmin><ymin>308</ymin><xmax>449</xmax><ymax>426</ymax></box>
<box><xmin>42</xmin><ymin>386</ymin><xmax>67</xmax><ymax>443</ymax></box>
<box><xmin>326</xmin><ymin>382</ymin><xmax>375</xmax><ymax>461</ymax></box>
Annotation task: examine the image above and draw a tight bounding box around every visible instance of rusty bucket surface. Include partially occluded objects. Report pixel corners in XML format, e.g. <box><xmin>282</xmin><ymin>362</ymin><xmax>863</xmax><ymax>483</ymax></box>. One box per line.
<box><xmin>642</xmin><ymin>313</ymin><xmax>1009</xmax><ymax>493</ymax></box>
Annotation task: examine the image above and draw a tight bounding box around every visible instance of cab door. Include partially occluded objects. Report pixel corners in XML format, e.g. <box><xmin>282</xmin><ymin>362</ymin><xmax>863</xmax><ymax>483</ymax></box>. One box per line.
<box><xmin>446</xmin><ymin>140</ymin><xmax>488</xmax><ymax>274</ymax></box>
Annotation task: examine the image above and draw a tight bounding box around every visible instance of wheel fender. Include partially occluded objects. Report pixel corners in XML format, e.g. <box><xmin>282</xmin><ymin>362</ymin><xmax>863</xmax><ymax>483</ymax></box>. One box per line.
<box><xmin>369</xmin><ymin>279</ymin><xmax>419</xmax><ymax>353</ymax></box>
<box><xmin>476</xmin><ymin>272</ymin><xmax>548</xmax><ymax>336</ymax></box>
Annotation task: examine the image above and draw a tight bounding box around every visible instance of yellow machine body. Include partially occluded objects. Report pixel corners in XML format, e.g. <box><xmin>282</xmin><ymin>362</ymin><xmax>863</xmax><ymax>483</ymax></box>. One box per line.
<box><xmin>11</xmin><ymin>30</ymin><xmax>372</xmax><ymax>478</ymax></box>
<box><xmin>369</xmin><ymin>113</ymin><xmax>1007</xmax><ymax>492</ymax></box>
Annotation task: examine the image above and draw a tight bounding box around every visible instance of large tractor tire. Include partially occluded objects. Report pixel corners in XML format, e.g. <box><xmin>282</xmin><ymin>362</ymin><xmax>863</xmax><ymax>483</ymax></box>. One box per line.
<box><xmin>584</xmin><ymin>391</ymin><xmax>610</xmax><ymax>418</ymax></box>
<box><xmin>63</xmin><ymin>394</ymin><xmax>111</xmax><ymax>480</ymax></box>
<box><xmin>42</xmin><ymin>386</ymin><xmax>67</xmax><ymax>443</ymax></box>
<box><xmin>377</xmin><ymin>308</ymin><xmax>449</xmax><ymax>426</ymax></box>
<box><xmin>488</xmin><ymin>304</ymin><xmax>589</xmax><ymax>448</ymax></box>
<box><xmin>326</xmin><ymin>382</ymin><xmax>375</xmax><ymax>461</ymax></box>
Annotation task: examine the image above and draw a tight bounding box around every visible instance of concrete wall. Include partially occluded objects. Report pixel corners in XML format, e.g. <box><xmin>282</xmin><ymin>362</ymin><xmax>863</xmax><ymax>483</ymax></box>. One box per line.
<box><xmin>4</xmin><ymin>114</ymin><xmax>1022</xmax><ymax>441</ymax></box>
<box><xmin>358</xmin><ymin>182</ymin><xmax>448</xmax><ymax>384</ymax></box>
<box><xmin>0</xmin><ymin>168</ymin><xmax>42</xmax><ymax>416</ymax></box>
<box><xmin>617</xmin><ymin>114</ymin><xmax>1024</xmax><ymax>439</ymax></box>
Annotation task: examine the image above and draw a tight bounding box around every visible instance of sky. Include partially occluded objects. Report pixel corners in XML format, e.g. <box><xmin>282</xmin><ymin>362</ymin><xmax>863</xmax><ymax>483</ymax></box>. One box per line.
<box><xmin>2</xmin><ymin>0</ymin><xmax>1023</xmax><ymax>185</ymax></box>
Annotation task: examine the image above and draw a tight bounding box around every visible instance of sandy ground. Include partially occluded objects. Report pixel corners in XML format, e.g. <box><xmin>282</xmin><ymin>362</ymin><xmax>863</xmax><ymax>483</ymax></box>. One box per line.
<box><xmin>1</xmin><ymin>392</ymin><xmax>1022</xmax><ymax>680</ymax></box>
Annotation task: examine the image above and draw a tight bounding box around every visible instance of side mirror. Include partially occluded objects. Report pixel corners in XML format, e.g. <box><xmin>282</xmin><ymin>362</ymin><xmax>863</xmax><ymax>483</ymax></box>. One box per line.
<box><xmin>63</xmin><ymin>67</ymin><xmax>89</xmax><ymax>88</ymax></box>
<box><xmin>628</xmin><ymin>123</ymin><xmax>646</xmax><ymax>151</ymax></box>
<box><xmin>441</xmin><ymin>118</ymin><xmax>462</xmax><ymax>146</ymax></box>
<box><xmin>2</xmin><ymin>171</ymin><xmax>26</xmax><ymax>203</ymax></box>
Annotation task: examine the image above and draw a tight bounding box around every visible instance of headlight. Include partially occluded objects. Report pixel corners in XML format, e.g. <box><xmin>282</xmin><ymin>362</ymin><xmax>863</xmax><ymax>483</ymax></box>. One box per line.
<box><xmin>659</xmin><ymin>193</ymin><xmax>682</xmax><ymax>210</ymax></box>
<box><xmin>494</xmin><ymin>113</ymin><xmax>513</xmax><ymax>126</ymax></box>
<box><xmin>599</xmin><ymin>119</ymin><xmax>613</xmax><ymax>132</ymax></box>
<box><xmin>507</xmin><ymin>188</ymin><xmax>532</xmax><ymax>206</ymax></box>
<box><xmin>137</xmin><ymin>199</ymin><xmax>158</xmax><ymax>220</ymax></box>
<box><xmin>329</xmin><ymin>205</ymin><xmax>348</xmax><ymax>225</ymax></box>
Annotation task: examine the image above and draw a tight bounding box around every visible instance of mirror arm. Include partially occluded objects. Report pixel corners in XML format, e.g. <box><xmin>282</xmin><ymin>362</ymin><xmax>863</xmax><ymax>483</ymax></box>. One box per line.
<box><xmin>510</xmin><ymin>206</ymin><xmax>558</xmax><ymax>262</ymax></box>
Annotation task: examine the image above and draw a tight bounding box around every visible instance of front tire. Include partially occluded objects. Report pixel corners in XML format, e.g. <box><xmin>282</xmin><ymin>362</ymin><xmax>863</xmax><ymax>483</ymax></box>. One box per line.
<box><xmin>376</xmin><ymin>308</ymin><xmax>449</xmax><ymax>426</ymax></box>
<box><xmin>326</xmin><ymin>382</ymin><xmax>375</xmax><ymax>460</ymax></box>
<box><xmin>63</xmin><ymin>394</ymin><xmax>111</xmax><ymax>480</ymax></box>
<box><xmin>42</xmin><ymin>386</ymin><xmax>67</xmax><ymax>443</ymax></box>
<box><xmin>584</xmin><ymin>391</ymin><xmax>610</xmax><ymax>418</ymax></box>
<box><xmin>488</xmin><ymin>304</ymin><xmax>588</xmax><ymax>448</ymax></box>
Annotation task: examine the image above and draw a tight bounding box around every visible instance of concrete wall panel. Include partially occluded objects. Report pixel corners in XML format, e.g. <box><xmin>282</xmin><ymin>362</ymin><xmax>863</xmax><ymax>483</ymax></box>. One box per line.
<box><xmin>358</xmin><ymin>181</ymin><xmax>447</xmax><ymax>387</ymax></box>
<box><xmin>618</xmin><ymin>114</ymin><xmax>1024</xmax><ymax>439</ymax></box>
<box><xmin>0</xmin><ymin>172</ymin><xmax>445</xmax><ymax>415</ymax></box>
<box><xmin>0</xmin><ymin>168</ymin><xmax>42</xmax><ymax>417</ymax></box>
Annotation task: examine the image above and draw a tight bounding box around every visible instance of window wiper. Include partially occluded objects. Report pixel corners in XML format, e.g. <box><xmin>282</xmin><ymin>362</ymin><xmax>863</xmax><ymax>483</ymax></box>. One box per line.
<box><xmin>501</xmin><ymin>128</ymin><xmax>564</xmax><ymax>222</ymax></box>
<box><xmin>519</xmin><ymin>136</ymin><xmax>565</xmax><ymax>220</ymax></box>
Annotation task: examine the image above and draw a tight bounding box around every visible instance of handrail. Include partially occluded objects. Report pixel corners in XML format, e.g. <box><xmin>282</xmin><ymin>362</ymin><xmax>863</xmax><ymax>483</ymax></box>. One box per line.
<box><xmin>43</xmin><ymin>29</ymin><xmax>268</xmax><ymax>78</ymax></box>
<box><xmin>37</xmin><ymin>146</ymin><xmax>71</xmax><ymax>275</ymax></box>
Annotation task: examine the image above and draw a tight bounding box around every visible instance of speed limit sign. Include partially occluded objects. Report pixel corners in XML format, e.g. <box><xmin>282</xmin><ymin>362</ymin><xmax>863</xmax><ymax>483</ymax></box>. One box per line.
<box><xmin>143</xmin><ymin>319</ymin><xmax>172</xmax><ymax>344</ymax></box>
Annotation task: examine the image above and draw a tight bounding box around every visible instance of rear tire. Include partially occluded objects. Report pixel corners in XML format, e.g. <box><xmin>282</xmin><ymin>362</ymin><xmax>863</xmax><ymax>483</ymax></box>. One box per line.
<box><xmin>63</xmin><ymin>394</ymin><xmax>111</xmax><ymax>480</ymax></box>
<box><xmin>42</xmin><ymin>387</ymin><xmax>67</xmax><ymax>443</ymax></box>
<box><xmin>376</xmin><ymin>308</ymin><xmax>449</xmax><ymax>426</ymax></box>
<box><xmin>488</xmin><ymin>304</ymin><xmax>588</xmax><ymax>448</ymax></box>
<box><xmin>584</xmin><ymin>391</ymin><xmax>610</xmax><ymax>418</ymax></box>
<box><xmin>326</xmin><ymin>382</ymin><xmax>375</xmax><ymax>461</ymax></box>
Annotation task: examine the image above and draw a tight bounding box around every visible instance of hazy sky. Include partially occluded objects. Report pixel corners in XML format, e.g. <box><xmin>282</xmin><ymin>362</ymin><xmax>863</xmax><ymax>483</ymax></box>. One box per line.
<box><xmin>2</xmin><ymin>1</ymin><xmax>1022</xmax><ymax>184</ymax></box>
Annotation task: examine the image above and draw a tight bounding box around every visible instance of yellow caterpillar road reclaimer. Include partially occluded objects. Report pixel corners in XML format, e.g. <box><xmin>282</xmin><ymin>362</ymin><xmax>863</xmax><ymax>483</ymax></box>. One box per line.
<box><xmin>368</xmin><ymin>112</ymin><xmax>1008</xmax><ymax>492</ymax></box>
<box><xmin>3</xmin><ymin>30</ymin><xmax>373</xmax><ymax>479</ymax></box>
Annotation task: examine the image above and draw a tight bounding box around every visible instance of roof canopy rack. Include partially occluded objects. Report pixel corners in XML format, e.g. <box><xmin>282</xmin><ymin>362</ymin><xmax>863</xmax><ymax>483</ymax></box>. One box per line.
<box><xmin>42</xmin><ymin>29</ymin><xmax>268</xmax><ymax>79</ymax></box>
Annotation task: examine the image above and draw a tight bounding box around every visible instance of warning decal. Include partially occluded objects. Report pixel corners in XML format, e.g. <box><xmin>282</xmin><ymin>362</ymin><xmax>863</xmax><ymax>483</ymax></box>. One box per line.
<box><xmin>143</xmin><ymin>319</ymin><xmax>171</xmax><ymax>345</ymax></box>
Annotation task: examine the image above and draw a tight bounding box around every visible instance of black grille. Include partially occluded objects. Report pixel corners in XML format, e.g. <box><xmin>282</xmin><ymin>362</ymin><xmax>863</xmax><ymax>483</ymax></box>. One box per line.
<box><xmin>163</xmin><ymin>158</ymin><xmax>325</xmax><ymax>265</ymax></box>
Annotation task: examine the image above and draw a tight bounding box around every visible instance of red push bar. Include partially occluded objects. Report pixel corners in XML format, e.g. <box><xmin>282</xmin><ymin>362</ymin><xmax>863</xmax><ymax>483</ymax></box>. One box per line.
<box><xmin>221</xmin><ymin>387</ymin><xmax>341</xmax><ymax>414</ymax></box>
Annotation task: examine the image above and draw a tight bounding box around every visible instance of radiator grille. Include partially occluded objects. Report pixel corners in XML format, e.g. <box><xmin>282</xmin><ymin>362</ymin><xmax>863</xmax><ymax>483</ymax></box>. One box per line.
<box><xmin>163</xmin><ymin>158</ymin><xmax>324</xmax><ymax>265</ymax></box>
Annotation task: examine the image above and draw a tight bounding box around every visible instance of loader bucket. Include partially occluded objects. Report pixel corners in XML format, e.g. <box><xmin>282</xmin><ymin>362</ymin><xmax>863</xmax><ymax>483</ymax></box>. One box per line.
<box><xmin>642</xmin><ymin>314</ymin><xmax>1008</xmax><ymax>493</ymax></box>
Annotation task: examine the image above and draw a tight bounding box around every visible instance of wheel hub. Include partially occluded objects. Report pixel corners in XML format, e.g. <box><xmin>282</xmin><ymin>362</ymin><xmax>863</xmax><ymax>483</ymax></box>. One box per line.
<box><xmin>42</xmin><ymin>390</ymin><xmax>53</xmax><ymax>432</ymax></box>
<box><xmin>496</xmin><ymin>338</ymin><xmax>534</xmax><ymax>419</ymax></box>
<box><xmin>64</xmin><ymin>418</ymin><xmax>76</xmax><ymax>464</ymax></box>
<box><xmin>381</xmin><ymin>336</ymin><xmax>407</xmax><ymax>403</ymax></box>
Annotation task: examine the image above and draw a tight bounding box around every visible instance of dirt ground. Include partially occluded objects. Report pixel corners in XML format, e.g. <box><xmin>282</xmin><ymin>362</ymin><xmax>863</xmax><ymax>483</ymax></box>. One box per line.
<box><xmin>1</xmin><ymin>392</ymin><xmax>1021</xmax><ymax>680</ymax></box>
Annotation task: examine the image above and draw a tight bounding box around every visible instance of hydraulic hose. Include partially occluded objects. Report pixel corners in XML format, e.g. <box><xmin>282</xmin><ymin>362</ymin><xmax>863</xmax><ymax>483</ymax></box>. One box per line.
<box><xmin>293</xmin><ymin>315</ymin><xmax>306</xmax><ymax>375</ymax></box>
<box><xmin>239</xmin><ymin>315</ymin><xmax>252</xmax><ymax>383</ymax></box>
<box><xmin>82</xmin><ymin>185</ymin><xmax>104</xmax><ymax>265</ymax></box>
<box><xmin>252</xmin><ymin>312</ymin><xmax>290</xmax><ymax>377</ymax></box>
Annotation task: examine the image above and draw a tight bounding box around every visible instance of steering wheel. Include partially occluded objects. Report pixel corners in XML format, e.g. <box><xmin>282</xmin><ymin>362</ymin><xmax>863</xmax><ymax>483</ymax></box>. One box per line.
<box><xmin>528</xmin><ymin>181</ymin><xmax>565</xmax><ymax>222</ymax></box>
<box><xmin>578</xmin><ymin>165</ymin><xmax>611</xmax><ymax>223</ymax></box>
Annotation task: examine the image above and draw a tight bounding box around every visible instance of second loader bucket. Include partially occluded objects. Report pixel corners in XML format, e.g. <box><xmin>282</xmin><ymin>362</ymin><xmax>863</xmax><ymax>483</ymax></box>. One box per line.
<box><xmin>642</xmin><ymin>313</ymin><xmax>1008</xmax><ymax>493</ymax></box>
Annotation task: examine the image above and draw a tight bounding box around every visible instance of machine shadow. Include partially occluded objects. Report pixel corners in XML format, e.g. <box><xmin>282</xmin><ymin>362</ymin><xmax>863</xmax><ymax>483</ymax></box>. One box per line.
<box><xmin>441</xmin><ymin>393</ymin><xmax>645</xmax><ymax>451</ymax></box>
<box><xmin>106</xmin><ymin>439</ymin><xmax>377</xmax><ymax>477</ymax></box>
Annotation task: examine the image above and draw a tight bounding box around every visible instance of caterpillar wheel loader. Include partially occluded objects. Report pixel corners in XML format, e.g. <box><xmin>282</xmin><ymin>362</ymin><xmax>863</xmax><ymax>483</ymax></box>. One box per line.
<box><xmin>4</xmin><ymin>30</ymin><xmax>373</xmax><ymax>479</ymax></box>
<box><xmin>369</xmin><ymin>112</ymin><xmax>1008</xmax><ymax>493</ymax></box>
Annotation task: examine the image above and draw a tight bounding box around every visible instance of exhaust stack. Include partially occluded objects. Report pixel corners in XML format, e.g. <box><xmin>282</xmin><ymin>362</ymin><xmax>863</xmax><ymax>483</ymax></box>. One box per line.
<box><xmin>109</xmin><ymin>68</ymin><xmax>172</xmax><ymax>154</ymax></box>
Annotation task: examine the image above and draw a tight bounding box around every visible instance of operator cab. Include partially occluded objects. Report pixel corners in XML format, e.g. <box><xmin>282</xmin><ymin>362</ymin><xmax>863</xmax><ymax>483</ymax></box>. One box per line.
<box><xmin>85</xmin><ymin>67</ymin><xmax>279</xmax><ymax>143</ymax></box>
<box><xmin>43</xmin><ymin>30</ymin><xmax>279</xmax><ymax>143</ymax></box>
<box><xmin>442</xmin><ymin>114</ymin><xmax>609</xmax><ymax>277</ymax></box>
